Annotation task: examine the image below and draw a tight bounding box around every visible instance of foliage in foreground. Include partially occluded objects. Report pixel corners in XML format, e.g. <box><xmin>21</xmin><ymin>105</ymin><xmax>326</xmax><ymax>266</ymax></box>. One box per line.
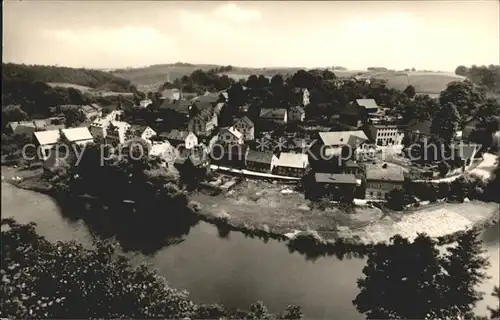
<box><xmin>1</xmin><ymin>218</ymin><xmax>302</xmax><ymax>319</ymax></box>
<box><xmin>353</xmin><ymin>231</ymin><xmax>499</xmax><ymax>320</ymax></box>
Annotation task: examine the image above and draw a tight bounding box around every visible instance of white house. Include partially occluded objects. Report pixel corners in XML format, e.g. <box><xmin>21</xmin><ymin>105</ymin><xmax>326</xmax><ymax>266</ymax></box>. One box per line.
<box><xmin>128</xmin><ymin>125</ymin><xmax>157</xmax><ymax>142</ymax></box>
<box><xmin>138</xmin><ymin>99</ymin><xmax>153</xmax><ymax>108</ymax></box>
<box><xmin>106</xmin><ymin>121</ymin><xmax>131</xmax><ymax>145</ymax></box>
<box><xmin>149</xmin><ymin>141</ymin><xmax>176</xmax><ymax>166</ymax></box>
<box><xmin>272</xmin><ymin>152</ymin><xmax>309</xmax><ymax>178</ymax></box>
<box><xmin>232</xmin><ymin>116</ymin><xmax>255</xmax><ymax>141</ymax></box>
<box><xmin>218</xmin><ymin>127</ymin><xmax>244</xmax><ymax>146</ymax></box>
<box><xmin>34</xmin><ymin>127</ymin><xmax>94</xmax><ymax>160</ymax></box>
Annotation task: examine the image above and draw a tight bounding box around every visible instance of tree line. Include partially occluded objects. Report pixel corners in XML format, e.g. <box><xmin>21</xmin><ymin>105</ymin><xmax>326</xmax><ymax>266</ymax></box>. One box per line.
<box><xmin>455</xmin><ymin>65</ymin><xmax>500</xmax><ymax>94</ymax></box>
<box><xmin>3</xmin><ymin>63</ymin><xmax>134</xmax><ymax>92</ymax></box>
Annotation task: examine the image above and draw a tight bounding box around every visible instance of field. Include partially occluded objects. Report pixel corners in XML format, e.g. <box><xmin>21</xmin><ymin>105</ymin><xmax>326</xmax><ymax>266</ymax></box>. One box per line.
<box><xmin>366</xmin><ymin>71</ymin><xmax>466</xmax><ymax>94</ymax></box>
<box><xmin>47</xmin><ymin>82</ymin><xmax>134</xmax><ymax>97</ymax></box>
<box><xmin>112</xmin><ymin>63</ymin><xmax>465</xmax><ymax>95</ymax></box>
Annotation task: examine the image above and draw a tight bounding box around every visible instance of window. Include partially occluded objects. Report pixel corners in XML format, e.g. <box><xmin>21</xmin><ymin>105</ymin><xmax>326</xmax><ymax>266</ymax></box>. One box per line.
<box><xmin>377</xmin><ymin>191</ymin><xmax>382</xmax><ymax>197</ymax></box>
<box><xmin>369</xmin><ymin>192</ymin><xmax>373</xmax><ymax>196</ymax></box>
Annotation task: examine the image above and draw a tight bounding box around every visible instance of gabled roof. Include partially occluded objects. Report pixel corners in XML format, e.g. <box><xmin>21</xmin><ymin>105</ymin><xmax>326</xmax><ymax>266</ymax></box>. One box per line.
<box><xmin>192</xmin><ymin>108</ymin><xmax>214</xmax><ymax>122</ymax></box>
<box><xmin>62</xmin><ymin>127</ymin><xmax>93</xmax><ymax>142</ymax></box>
<box><xmin>149</xmin><ymin>141</ymin><xmax>172</xmax><ymax>157</ymax></box>
<box><xmin>259</xmin><ymin>108</ymin><xmax>287</xmax><ymax>120</ymax></box>
<box><xmin>314</xmin><ymin>173</ymin><xmax>357</xmax><ymax>184</ymax></box>
<box><xmin>162</xmin><ymin>129</ymin><xmax>193</xmax><ymax>141</ymax></box>
<box><xmin>275</xmin><ymin>152</ymin><xmax>308</xmax><ymax>169</ymax></box>
<box><xmin>318</xmin><ymin>130</ymin><xmax>368</xmax><ymax>147</ymax></box>
<box><xmin>34</xmin><ymin>130</ymin><xmax>60</xmax><ymax>145</ymax></box>
<box><xmin>161</xmin><ymin>88</ymin><xmax>180</xmax><ymax>99</ymax></box>
<box><xmin>191</xmin><ymin>93</ymin><xmax>220</xmax><ymax>104</ymax></box>
<box><xmin>355</xmin><ymin>99</ymin><xmax>379</xmax><ymax>110</ymax></box>
<box><xmin>234</xmin><ymin>116</ymin><xmax>254</xmax><ymax>127</ymax></box>
<box><xmin>225</xmin><ymin>127</ymin><xmax>243</xmax><ymax>140</ymax></box>
<box><xmin>91</xmin><ymin>103</ymin><xmax>102</xmax><ymax>111</ymax></box>
<box><xmin>81</xmin><ymin>104</ymin><xmax>100</xmax><ymax>114</ymax></box>
<box><xmin>405</xmin><ymin>119</ymin><xmax>432</xmax><ymax>135</ymax></box>
<box><xmin>246</xmin><ymin>150</ymin><xmax>275</xmax><ymax>164</ymax></box>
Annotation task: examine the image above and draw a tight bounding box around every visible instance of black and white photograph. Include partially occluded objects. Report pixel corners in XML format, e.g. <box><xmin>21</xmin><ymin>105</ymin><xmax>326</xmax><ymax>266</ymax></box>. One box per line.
<box><xmin>2</xmin><ymin>0</ymin><xmax>500</xmax><ymax>319</ymax></box>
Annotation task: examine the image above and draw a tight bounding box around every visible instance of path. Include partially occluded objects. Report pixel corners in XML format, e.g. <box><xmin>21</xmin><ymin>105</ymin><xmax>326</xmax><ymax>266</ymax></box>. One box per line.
<box><xmin>210</xmin><ymin>165</ymin><xmax>301</xmax><ymax>181</ymax></box>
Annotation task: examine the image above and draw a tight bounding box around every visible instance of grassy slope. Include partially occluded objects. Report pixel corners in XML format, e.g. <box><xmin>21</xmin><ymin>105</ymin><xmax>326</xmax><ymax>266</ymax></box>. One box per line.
<box><xmin>47</xmin><ymin>82</ymin><xmax>133</xmax><ymax>97</ymax></box>
<box><xmin>114</xmin><ymin>64</ymin><xmax>464</xmax><ymax>94</ymax></box>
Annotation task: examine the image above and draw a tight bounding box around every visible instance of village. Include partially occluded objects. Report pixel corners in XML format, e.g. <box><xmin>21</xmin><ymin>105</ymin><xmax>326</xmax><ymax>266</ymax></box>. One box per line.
<box><xmin>4</xmin><ymin>72</ymin><xmax>497</xmax><ymax>213</ymax></box>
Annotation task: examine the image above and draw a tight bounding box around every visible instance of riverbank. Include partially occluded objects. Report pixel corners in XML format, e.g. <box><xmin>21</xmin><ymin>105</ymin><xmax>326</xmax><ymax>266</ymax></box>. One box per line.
<box><xmin>3</xmin><ymin>165</ymin><xmax>499</xmax><ymax>250</ymax></box>
<box><xmin>190</xmin><ymin>179</ymin><xmax>499</xmax><ymax>248</ymax></box>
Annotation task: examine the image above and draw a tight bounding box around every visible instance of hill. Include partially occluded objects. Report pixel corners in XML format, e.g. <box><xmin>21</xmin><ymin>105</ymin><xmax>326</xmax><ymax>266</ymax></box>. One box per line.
<box><xmin>112</xmin><ymin>64</ymin><xmax>303</xmax><ymax>92</ymax></box>
<box><xmin>365</xmin><ymin>71</ymin><xmax>466</xmax><ymax>94</ymax></box>
<box><xmin>47</xmin><ymin>83</ymin><xmax>133</xmax><ymax>97</ymax></box>
<box><xmin>2</xmin><ymin>63</ymin><xmax>134</xmax><ymax>93</ymax></box>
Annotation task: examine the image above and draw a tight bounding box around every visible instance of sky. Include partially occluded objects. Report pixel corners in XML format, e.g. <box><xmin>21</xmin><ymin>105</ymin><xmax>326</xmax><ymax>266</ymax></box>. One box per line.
<box><xmin>3</xmin><ymin>1</ymin><xmax>499</xmax><ymax>71</ymax></box>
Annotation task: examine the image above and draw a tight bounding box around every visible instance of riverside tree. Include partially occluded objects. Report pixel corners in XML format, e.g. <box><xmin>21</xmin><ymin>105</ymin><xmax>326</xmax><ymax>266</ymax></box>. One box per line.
<box><xmin>1</xmin><ymin>218</ymin><xmax>302</xmax><ymax>319</ymax></box>
<box><xmin>353</xmin><ymin>231</ymin><xmax>492</xmax><ymax>319</ymax></box>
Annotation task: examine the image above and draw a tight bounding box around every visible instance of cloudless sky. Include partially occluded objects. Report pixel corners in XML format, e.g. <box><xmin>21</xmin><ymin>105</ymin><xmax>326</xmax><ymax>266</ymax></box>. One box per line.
<box><xmin>3</xmin><ymin>1</ymin><xmax>499</xmax><ymax>71</ymax></box>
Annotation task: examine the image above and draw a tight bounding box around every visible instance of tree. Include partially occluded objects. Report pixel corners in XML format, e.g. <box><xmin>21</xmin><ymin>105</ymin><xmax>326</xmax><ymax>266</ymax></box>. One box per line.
<box><xmin>1</xmin><ymin>218</ymin><xmax>299</xmax><ymax>319</ymax></box>
<box><xmin>456</xmin><ymin>65</ymin><xmax>469</xmax><ymax>76</ymax></box>
<box><xmin>271</xmin><ymin>74</ymin><xmax>284</xmax><ymax>88</ymax></box>
<box><xmin>385</xmin><ymin>188</ymin><xmax>407</xmax><ymax>210</ymax></box>
<box><xmin>488</xmin><ymin>286</ymin><xmax>500</xmax><ymax>319</ymax></box>
<box><xmin>431</xmin><ymin>102</ymin><xmax>461</xmax><ymax>144</ymax></box>
<box><xmin>441</xmin><ymin>230</ymin><xmax>490</xmax><ymax>319</ymax></box>
<box><xmin>58</xmin><ymin>104</ymin><xmax>86</xmax><ymax>127</ymax></box>
<box><xmin>353</xmin><ymin>234</ymin><xmax>446</xmax><ymax>319</ymax></box>
<box><xmin>403</xmin><ymin>85</ymin><xmax>416</xmax><ymax>99</ymax></box>
<box><xmin>439</xmin><ymin>81</ymin><xmax>484</xmax><ymax>117</ymax></box>
<box><xmin>354</xmin><ymin>231</ymin><xmax>493</xmax><ymax>319</ymax></box>
<box><xmin>2</xmin><ymin>105</ymin><xmax>28</xmax><ymax>127</ymax></box>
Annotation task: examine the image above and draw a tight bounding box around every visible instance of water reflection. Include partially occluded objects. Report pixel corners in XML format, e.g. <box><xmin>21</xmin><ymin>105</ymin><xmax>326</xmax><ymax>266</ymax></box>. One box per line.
<box><xmin>55</xmin><ymin>195</ymin><xmax>200</xmax><ymax>255</ymax></box>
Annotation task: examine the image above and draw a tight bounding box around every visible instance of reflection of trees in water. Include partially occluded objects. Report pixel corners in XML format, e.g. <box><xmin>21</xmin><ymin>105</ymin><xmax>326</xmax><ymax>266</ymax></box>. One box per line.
<box><xmin>55</xmin><ymin>195</ymin><xmax>199</xmax><ymax>255</ymax></box>
<box><xmin>287</xmin><ymin>234</ymin><xmax>369</xmax><ymax>262</ymax></box>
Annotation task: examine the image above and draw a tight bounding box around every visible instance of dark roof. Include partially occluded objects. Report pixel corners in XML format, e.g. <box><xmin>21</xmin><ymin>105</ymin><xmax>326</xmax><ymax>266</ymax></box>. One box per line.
<box><xmin>246</xmin><ymin>150</ymin><xmax>274</xmax><ymax>164</ymax></box>
<box><xmin>160</xmin><ymin>100</ymin><xmax>191</xmax><ymax>114</ymax></box>
<box><xmin>211</xmin><ymin>144</ymin><xmax>249</xmax><ymax>160</ymax></box>
<box><xmin>193</xmin><ymin>108</ymin><xmax>214</xmax><ymax>121</ymax></box>
<box><xmin>129</xmin><ymin>124</ymin><xmax>149</xmax><ymax>135</ymax></box>
<box><xmin>192</xmin><ymin>94</ymin><xmax>220</xmax><ymax>105</ymax></box>
<box><xmin>405</xmin><ymin>119</ymin><xmax>432</xmax><ymax>135</ymax></box>
<box><xmin>259</xmin><ymin>108</ymin><xmax>287</xmax><ymax>120</ymax></box>
<box><xmin>162</xmin><ymin>129</ymin><xmax>191</xmax><ymax>141</ymax></box>
<box><xmin>314</xmin><ymin>173</ymin><xmax>357</xmax><ymax>184</ymax></box>
<box><xmin>234</xmin><ymin>116</ymin><xmax>254</xmax><ymax>127</ymax></box>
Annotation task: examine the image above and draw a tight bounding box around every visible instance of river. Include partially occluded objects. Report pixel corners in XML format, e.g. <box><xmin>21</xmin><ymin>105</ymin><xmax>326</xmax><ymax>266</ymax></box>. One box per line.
<box><xmin>2</xmin><ymin>182</ymin><xmax>498</xmax><ymax>318</ymax></box>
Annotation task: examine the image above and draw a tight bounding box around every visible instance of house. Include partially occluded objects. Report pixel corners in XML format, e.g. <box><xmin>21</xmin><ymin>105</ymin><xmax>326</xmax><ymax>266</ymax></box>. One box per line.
<box><xmin>128</xmin><ymin>124</ymin><xmax>157</xmax><ymax>142</ymax></box>
<box><xmin>288</xmin><ymin>106</ymin><xmax>305</xmax><ymax>122</ymax></box>
<box><xmin>80</xmin><ymin>103</ymin><xmax>103</xmax><ymax>120</ymax></box>
<box><xmin>367</xmin><ymin>124</ymin><xmax>405</xmax><ymax>146</ymax></box>
<box><xmin>342</xmin><ymin>159</ymin><xmax>362</xmax><ymax>175</ymax></box>
<box><xmin>232</xmin><ymin>116</ymin><xmax>255</xmax><ymax>141</ymax></box>
<box><xmin>313</xmin><ymin>173</ymin><xmax>358</xmax><ymax>200</ymax></box>
<box><xmin>245</xmin><ymin>150</ymin><xmax>278</xmax><ymax>173</ymax></box>
<box><xmin>160</xmin><ymin>129</ymin><xmax>198</xmax><ymax>149</ymax></box>
<box><xmin>316</xmin><ymin>130</ymin><xmax>369</xmax><ymax>159</ymax></box>
<box><xmin>273</xmin><ymin>152</ymin><xmax>309</xmax><ymax>177</ymax></box>
<box><xmin>34</xmin><ymin>127</ymin><xmax>94</xmax><ymax>160</ymax></box>
<box><xmin>403</xmin><ymin>119</ymin><xmax>433</xmax><ymax>143</ymax></box>
<box><xmin>7</xmin><ymin>117</ymin><xmax>66</xmax><ymax>136</ymax></box>
<box><xmin>174</xmin><ymin>147</ymin><xmax>210</xmax><ymax>170</ymax></box>
<box><xmin>61</xmin><ymin>127</ymin><xmax>94</xmax><ymax>146</ymax></box>
<box><xmin>89</xmin><ymin>118</ymin><xmax>109</xmax><ymax>140</ymax></box>
<box><xmin>217</xmin><ymin>127</ymin><xmax>244</xmax><ymax>146</ymax></box>
<box><xmin>161</xmin><ymin>88</ymin><xmax>181</xmax><ymax>101</ymax></box>
<box><xmin>33</xmin><ymin>130</ymin><xmax>61</xmax><ymax>160</ymax></box>
<box><xmin>149</xmin><ymin>141</ymin><xmax>176</xmax><ymax>166</ymax></box>
<box><xmin>210</xmin><ymin>144</ymin><xmax>249</xmax><ymax>168</ymax></box>
<box><xmin>259</xmin><ymin>108</ymin><xmax>288</xmax><ymax>124</ymax></box>
<box><xmin>365</xmin><ymin>163</ymin><xmax>405</xmax><ymax>200</ymax></box>
<box><xmin>188</xmin><ymin>108</ymin><xmax>218</xmax><ymax>137</ymax></box>
<box><xmin>106</xmin><ymin>121</ymin><xmax>132</xmax><ymax>145</ymax></box>
<box><xmin>353</xmin><ymin>99</ymin><xmax>380</xmax><ymax>114</ymax></box>
<box><xmin>138</xmin><ymin>99</ymin><xmax>153</xmax><ymax>108</ymax></box>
